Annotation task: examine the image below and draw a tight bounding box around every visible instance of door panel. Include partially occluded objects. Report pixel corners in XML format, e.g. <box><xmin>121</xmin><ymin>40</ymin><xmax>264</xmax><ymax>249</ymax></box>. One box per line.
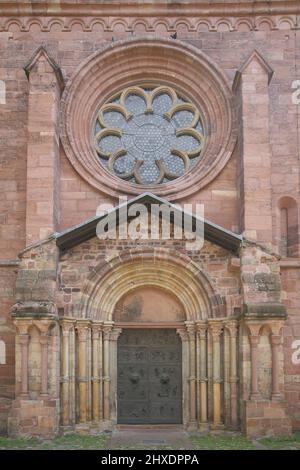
<box><xmin>117</xmin><ymin>329</ymin><xmax>182</xmax><ymax>424</ymax></box>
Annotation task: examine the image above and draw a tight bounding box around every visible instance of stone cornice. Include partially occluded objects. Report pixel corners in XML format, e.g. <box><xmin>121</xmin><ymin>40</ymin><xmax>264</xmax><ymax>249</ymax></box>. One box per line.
<box><xmin>0</xmin><ymin>13</ymin><xmax>299</xmax><ymax>33</ymax></box>
<box><xmin>0</xmin><ymin>1</ymin><xmax>299</xmax><ymax>17</ymax></box>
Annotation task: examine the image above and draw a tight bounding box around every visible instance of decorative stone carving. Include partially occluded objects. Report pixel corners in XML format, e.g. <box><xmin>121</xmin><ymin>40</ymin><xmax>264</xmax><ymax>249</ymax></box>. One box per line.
<box><xmin>11</xmin><ymin>301</ymin><xmax>57</xmax><ymax>317</ymax></box>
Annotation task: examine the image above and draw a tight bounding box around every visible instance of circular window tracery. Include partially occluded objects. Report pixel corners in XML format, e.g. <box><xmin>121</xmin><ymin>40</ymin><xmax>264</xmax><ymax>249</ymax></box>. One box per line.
<box><xmin>94</xmin><ymin>85</ymin><xmax>205</xmax><ymax>185</ymax></box>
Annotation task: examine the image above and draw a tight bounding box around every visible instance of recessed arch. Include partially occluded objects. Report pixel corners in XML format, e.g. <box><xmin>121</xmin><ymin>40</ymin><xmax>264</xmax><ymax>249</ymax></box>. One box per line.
<box><xmin>277</xmin><ymin>195</ymin><xmax>299</xmax><ymax>257</ymax></box>
<box><xmin>79</xmin><ymin>248</ymin><xmax>225</xmax><ymax>321</ymax></box>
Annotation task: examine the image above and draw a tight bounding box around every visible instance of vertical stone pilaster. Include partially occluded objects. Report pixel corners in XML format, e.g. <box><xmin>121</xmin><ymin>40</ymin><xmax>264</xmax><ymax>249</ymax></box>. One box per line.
<box><xmin>209</xmin><ymin>320</ymin><xmax>223</xmax><ymax>427</ymax></box>
<box><xmin>40</xmin><ymin>334</ymin><xmax>49</xmax><ymax>397</ymax></box>
<box><xmin>109</xmin><ymin>328</ymin><xmax>122</xmax><ymax>423</ymax></box>
<box><xmin>19</xmin><ymin>334</ymin><xmax>30</xmax><ymax>398</ymax></box>
<box><xmin>24</xmin><ymin>47</ymin><xmax>64</xmax><ymax>244</ymax></box>
<box><xmin>91</xmin><ymin>325</ymin><xmax>100</xmax><ymax>422</ymax></box>
<box><xmin>249</xmin><ymin>334</ymin><xmax>260</xmax><ymax>400</ymax></box>
<box><xmin>185</xmin><ymin>321</ymin><xmax>197</xmax><ymax>430</ymax></box>
<box><xmin>60</xmin><ymin>320</ymin><xmax>74</xmax><ymax>426</ymax></box>
<box><xmin>103</xmin><ymin>321</ymin><xmax>114</xmax><ymax>422</ymax></box>
<box><xmin>270</xmin><ymin>334</ymin><xmax>283</xmax><ymax>401</ymax></box>
<box><xmin>196</xmin><ymin>321</ymin><xmax>208</xmax><ymax>426</ymax></box>
<box><xmin>233</xmin><ymin>50</ymin><xmax>273</xmax><ymax>246</ymax></box>
<box><xmin>91</xmin><ymin>322</ymin><xmax>104</xmax><ymax>423</ymax></box>
<box><xmin>38</xmin><ymin>320</ymin><xmax>53</xmax><ymax>398</ymax></box>
<box><xmin>14</xmin><ymin>320</ymin><xmax>31</xmax><ymax>398</ymax></box>
<box><xmin>77</xmin><ymin>321</ymin><xmax>90</xmax><ymax>424</ymax></box>
<box><xmin>227</xmin><ymin>320</ymin><xmax>239</xmax><ymax>427</ymax></box>
<box><xmin>98</xmin><ymin>325</ymin><xmax>104</xmax><ymax>421</ymax></box>
<box><xmin>86</xmin><ymin>327</ymin><xmax>92</xmax><ymax>422</ymax></box>
<box><xmin>69</xmin><ymin>325</ymin><xmax>76</xmax><ymax>425</ymax></box>
<box><xmin>176</xmin><ymin>327</ymin><xmax>189</xmax><ymax>427</ymax></box>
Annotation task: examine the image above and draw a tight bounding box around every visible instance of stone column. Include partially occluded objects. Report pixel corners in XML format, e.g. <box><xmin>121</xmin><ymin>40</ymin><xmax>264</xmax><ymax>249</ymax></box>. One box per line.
<box><xmin>109</xmin><ymin>328</ymin><xmax>122</xmax><ymax>423</ymax></box>
<box><xmin>185</xmin><ymin>322</ymin><xmax>197</xmax><ymax>430</ymax></box>
<box><xmin>103</xmin><ymin>322</ymin><xmax>114</xmax><ymax>422</ymax></box>
<box><xmin>209</xmin><ymin>321</ymin><xmax>223</xmax><ymax>427</ymax></box>
<box><xmin>61</xmin><ymin>320</ymin><xmax>73</xmax><ymax>426</ymax></box>
<box><xmin>196</xmin><ymin>321</ymin><xmax>208</xmax><ymax>426</ymax></box>
<box><xmin>19</xmin><ymin>334</ymin><xmax>30</xmax><ymax>398</ymax></box>
<box><xmin>98</xmin><ymin>325</ymin><xmax>104</xmax><ymax>421</ymax></box>
<box><xmin>270</xmin><ymin>334</ymin><xmax>282</xmax><ymax>400</ymax></box>
<box><xmin>69</xmin><ymin>325</ymin><xmax>76</xmax><ymax>425</ymax></box>
<box><xmin>177</xmin><ymin>328</ymin><xmax>189</xmax><ymax>427</ymax></box>
<box><xmin>86</xmin><ymin>327</ymin><xmax>92</xmax><ymax>422</ymax></box>
<box><xmin>77</xmin><ymin>321</ymin><xmax>90</xmax><ymax>423</ymax></box>
<box><xmin>38</xmin><ymin>321</ymin><xmax>52</xmax><ymax>398</ymax></box>
<box><xmin>249</xmin><ymin>334</ymin><xmax>260</xmax><ymax>400</ymax></box>
<box><xmin>227</xmin><ymin>320</ymin><xmax>238</xmax><ymax>427</ymax></box>
<box><xmin>91</xmin><ymin>323</ymin><xmax>103</xmax><ymax>422</ymax></box>
<box><xmin>40</xmin><ymin>333</ymin><xmax>49</xmax><ymax>397</ymax></box>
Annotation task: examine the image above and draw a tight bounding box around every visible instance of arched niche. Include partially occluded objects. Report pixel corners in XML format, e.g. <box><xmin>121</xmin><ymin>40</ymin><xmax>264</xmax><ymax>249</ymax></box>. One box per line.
<box><xmin>277</xmin><ymin>196</ymin><xmax>299</xmax><ymax>258</ymax></box>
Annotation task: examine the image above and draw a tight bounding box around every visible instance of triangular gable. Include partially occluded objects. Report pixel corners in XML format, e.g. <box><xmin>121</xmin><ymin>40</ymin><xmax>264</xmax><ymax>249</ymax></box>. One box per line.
<box><xmin>24</xmin><ymin>46</ymin><xmax>65</xmax><ymax>92</ymax></box>
<box><xmin>232</xmin><ymin>49</ymin><xmax>274</xmax><ymax>91</ymax></box>
<box><xmin>55</xmin><ymin>192</ymin><xmax>242</xmax><ymax>253</ymax></box>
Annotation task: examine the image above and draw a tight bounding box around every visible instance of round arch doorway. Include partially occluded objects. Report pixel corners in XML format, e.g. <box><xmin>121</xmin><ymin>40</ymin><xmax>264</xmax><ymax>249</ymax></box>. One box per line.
<box><xmin>117</xmin><ymin>328</ymin><xmax>182</xmax><ymax>425</ymax></box>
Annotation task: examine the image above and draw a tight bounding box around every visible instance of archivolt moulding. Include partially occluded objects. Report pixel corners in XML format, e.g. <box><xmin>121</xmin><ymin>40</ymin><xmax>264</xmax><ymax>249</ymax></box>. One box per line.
<box><xmin>77</xmin><ymin>248</ymin><xmax>226</xmax><ymax>321</ymax></box>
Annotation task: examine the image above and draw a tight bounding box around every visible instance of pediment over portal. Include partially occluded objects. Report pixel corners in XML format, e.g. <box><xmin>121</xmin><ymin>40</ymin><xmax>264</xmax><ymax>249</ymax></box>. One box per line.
<box><xmin>55</xmin><ymin>192</ymin><xmax>242</xmax><ymax>254</ymax></box>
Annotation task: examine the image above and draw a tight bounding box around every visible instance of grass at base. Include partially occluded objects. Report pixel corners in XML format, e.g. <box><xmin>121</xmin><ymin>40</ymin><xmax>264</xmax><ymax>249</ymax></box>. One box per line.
<box><xmin>258</xmin><ymin>431</ymin><xmax>300</xmax><ymax>450</ymax></box>
<box><xmin>0</xmin><ymin>433</ymin><xmax>108</xmax><ymax>450</ymax></box>
<box><xmin>191</xmin><ymin>433</ymin><xmax>256</xmax><ymax>450</ymax></box>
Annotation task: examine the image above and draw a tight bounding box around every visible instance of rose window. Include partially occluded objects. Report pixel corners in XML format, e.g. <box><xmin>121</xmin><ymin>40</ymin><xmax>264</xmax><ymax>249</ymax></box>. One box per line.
<box><xmin>94</xmin><ymin>85</ymin><xmax>205</xmax><ymax>185</ymax></box>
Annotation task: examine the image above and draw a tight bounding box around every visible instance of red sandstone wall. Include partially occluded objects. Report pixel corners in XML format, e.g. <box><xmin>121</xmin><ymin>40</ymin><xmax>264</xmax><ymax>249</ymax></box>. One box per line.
<box><xmin>0</xmin><ymin>5</ymin><xmax>300</xmax><ymax>433</ymax></box>
<box><xmin>1</xmin><ymin>27</ymin><xmax>299</xmax><ymax>243</ymax></box>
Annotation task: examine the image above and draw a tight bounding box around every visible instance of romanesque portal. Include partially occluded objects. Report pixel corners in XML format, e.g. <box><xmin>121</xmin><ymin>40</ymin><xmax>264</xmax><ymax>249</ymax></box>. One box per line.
<box><xmin>1</xmin><ymin>2</ymin><xmax>299</xmax><ymax>439</ymax></box>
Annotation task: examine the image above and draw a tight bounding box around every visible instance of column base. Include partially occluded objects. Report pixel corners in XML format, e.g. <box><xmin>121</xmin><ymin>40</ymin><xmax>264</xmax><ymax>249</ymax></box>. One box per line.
<box><xmin>197</xmin><ymin>422</ymin><xmax>210</xmax><ymax>432</ymax></box>
<box><xmin>8</xmin><ymin>398</ymin><xmax>60</xmax><ymax>438</ymax></box>
<box><xmin>210</xmin><ymin>423</ymin><xmax>225</xmax><ymax>431</ymax></box>
<box><xmin>271</xmin><ymin>393</ymin><xmax>283</xmax><ymax>401</ymax></box>
<box><xmin>243</xmin><ymin>399</ymin><xmax>292</xmax><ymax>438</ymax></box>
<box><xmin>186</xmin><ymin>420</ymin><xmax>198</xmax><ymax>432</ymax></box>
<box><xmin>250</xmin><ymin>393</ymin><xmax>261</xmax><ymax>401</ymax></box>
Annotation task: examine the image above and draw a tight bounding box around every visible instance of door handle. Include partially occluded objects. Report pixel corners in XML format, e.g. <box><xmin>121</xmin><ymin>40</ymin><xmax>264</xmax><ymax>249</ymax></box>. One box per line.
<box><xmin>129</xmin><ymin>373</ymin><xmax>140</xmax><ymax>384</ymax></box>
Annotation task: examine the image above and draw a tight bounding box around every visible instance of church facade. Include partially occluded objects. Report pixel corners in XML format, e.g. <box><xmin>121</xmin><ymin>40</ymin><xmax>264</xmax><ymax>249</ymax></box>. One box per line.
<box><xmin>0</xmin><ymin>0</ymin><xmax>300</xmax><ymax>438</ymax></box>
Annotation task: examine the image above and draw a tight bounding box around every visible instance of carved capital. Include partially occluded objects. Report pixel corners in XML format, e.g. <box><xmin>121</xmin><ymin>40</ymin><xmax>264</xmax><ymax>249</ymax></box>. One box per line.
<box><xmin>110</xmin><ymin>328</ymin><xmax>122</xmax><ymax>342</ymax></box>
<box><xmin>270</xmin><ymin>334</ymin><xmax>282</xmax><ymax>347</ymax></box>
<box><xmin>76</xmin><ymin>321</ymin><xmax>91</xmax><ymax>342</ymax></box>
<box><xmin>103</xmin><ymin>321</ymin><xmax>114</xmax><ymax>340</ymax></box>
<box><xmin>12</xmin><ymin>300</ymin><xmax>57</xmax><ymax>317</ymax></box>
<box><xmin>176</xmin><ymin>328</ymin><xmax>189</xmax><ymax>342</ymax></box>
<box><xmin>226</xmin><ymin>320</ymin><xmax>238</xmax><ymax>338</ymax></box>
<box><xmin>249</xmin><ymin>334</ymin><xmax>260</xmax><ymax>347</ymax></box>
<box><xmin>14</xmin><ymin>319</ymin><xmax>32</xmax><ymax>335</ymax></box>
<box><xmin>208</xmin><ymin>320</ymin><xmax>223</xmax><ymax>341</ymax></box>
<box><xmin>92</xmin><ymin>322</ymin><xmax>103</xmax><ymax>340</ymax></box>
<box><xmin>196</xmin><ymin>321</ymin><xmax>207</xmax><ymax>339</ymax></box>
<box><xmin>60</xmin><ymin>318</ymin><xmax>75</xmax><ymax>336</ymax></box>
